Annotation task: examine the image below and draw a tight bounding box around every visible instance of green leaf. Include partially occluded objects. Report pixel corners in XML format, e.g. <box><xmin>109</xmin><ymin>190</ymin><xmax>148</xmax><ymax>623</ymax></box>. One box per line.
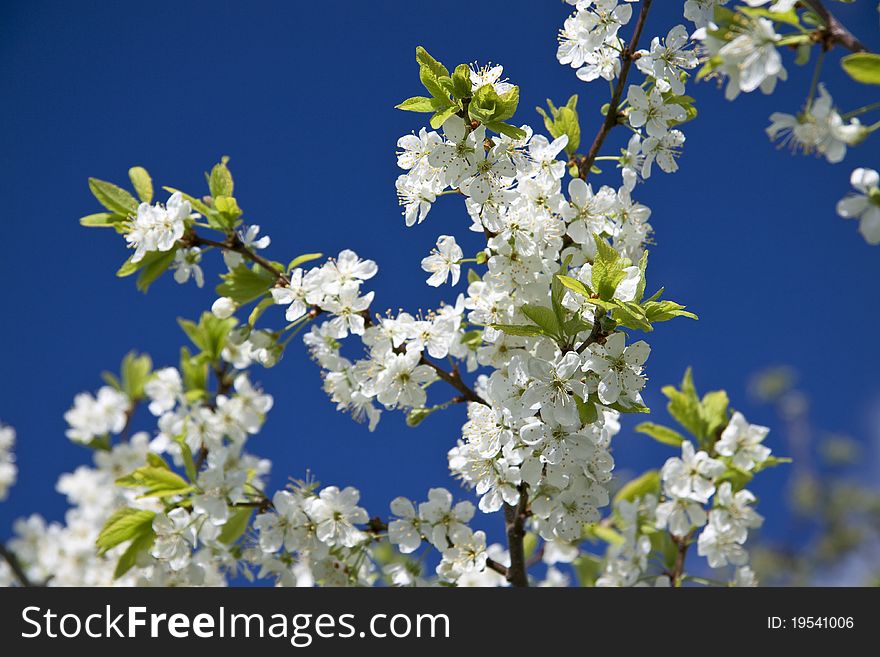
<box><xmin>217</xmin><ymin>263</ymin><xmax>276</xmax><ymax>304</ymax></box>
<box><xmin>180</xmin><ymin>346</ymin><xmax>208</xmax><ymax>395</ymax></box>
<box><xmin>287</xmin><ymin>252</ymin><xmax>323</xmax><ymax>271</ymax></box>
<box><xmin>96</xmin><ymin>508</ymin><xmax>156</xmax><ymax>554</ymax></box>
<box><xmin>635</xmin><ymin>422</ymin><xmax>685</xmax><ymax>447</ymax></box>
<box><xmin>113</xmin><ymin>528</ymin><xmax>155</xmax><ymax>579</ymax></box>
<box><xmin>415</xmin><ymin>46</ymin><xmax>449</xmax><ymax>80</ymax></box>
<box><xmin>80</xmin><ymin>212</ymin><xmax>127</xmax><ymax>231</ymax></box>
<box><xmin>485</xmin><ymin>121</ymin><xmax>527</xmax><ymax>140</ymax></box>
<box><xmin>701</xmin><ymin>390</ymin><xmax>730</xmax><ymax>439</ymax></box>
<box><xmin>536</xmin><ymin>96</ymin><xmax>580</xmax><ymax>155</ymax></box>
<box><xmin>430</xmin><ymin>105</ymin><xmax>459</xmax><ymax>129</ymax></box>
<box><xmin>612</xmin><ymin>301</ymin><xmax>652</xmax><ymax>332</ymax></box>
<box><xmin>613</xmin><ymin>470</ymin><xmax>660</xmax><ymax>505</ymax></box>
<box><xmin>573</xmin><ymin>553</ymin><xmax>602</xmax><ymax>587</ymax></box>
<box><xmin>643</xmin><ymin>300</ymin><xmax>698</xmax><ymax>323</ymax></box>
<box><xmin>116</xmin><ymin>466</ymin><xmax>193</xmax><ymax>498</ymax></box>
<box><xmin>178</xmin><ymin>312</ymin><xmax>238</xmax><ymax>361</ymax></box>
<box><xmin>522</xmin><ymin>532</ymin><xmax>539</xmax><ymax>560</ymax></box>
<box><xmin>248</xmin><ymin>296</ymin><xmax>275</xmax><ymax>327</ymax></box>
<box><xmin>136</xmin><ymin>248</ymin><xmax>178</xmax><ymax>292</ymax></box>
<box><xmin>121</xmin><ymin>351</ymin><xmax>152</xmax><ymax>400</ymax></box>
<box><xmin>88</xmin><ymin>178</ymin><xmax>139</xmax><ymax>215</ymax></box>
<box><xmin>520</xmin><ymin>303</ymin><xmax>561</xmax><ymax>337</ymax></box>
<box><xmin>556</xmin><ymin>274</ymin><xmax>592</xmax><ymax>298</ymax></box>
<box><xmin>451</xmin><ymin>63</ymin><xmax>472</xmax><ymax>99</ymax></box>
<box><xmin>662</xmin><ymin>368</ymin><xmax>705</xmax><ymax>441</ymax></box>
<box><xmin>209</xmin><ymin>157</ymin><xmax>234</xmax><ymax>198</ymax></box>
<box><xmin>592</xmin><ymin>235</ymin><xmax>627</xmax><ymax>301</ymax></box>
<box><xmin>128</xmin><ymin>166</ymin><xmax>153</xmax><ymax>203</ymax></box>
<box><xmin>469</xmin><ymin>84</ymin><xmax>500</xmax><ymax>123</ymax></box>
<box><xmin>489</xmin><ymin>323</ymin><xmax>545</xmax><ymax>337</ymax></box>
<box><xmin>175</xmin><ymin>432</ymin><xmax>198</xmax><ymax>483</ymax></box>
<box><xmin>218</xmin><ymin>507</ymin><xmax>253</xmax><ymax>544</ymax></box>
<box><xmin>841</xmin><ymin>53</ymin><xmax>880</xmax><ymax>85</ymax></box>
<box><xmin>576</xmin><ymin>395</ymin><xmax>598</xmax><ymax>424</ymax></box>
<box><xmin>395</xmin><ymin>96</ymin><xmax>446</xmax><ymax>112</ymax></box>
<box><xmin>460</xmin><ymin>329</ymin><xmax>483</xmax><ymax>350</ymax></box>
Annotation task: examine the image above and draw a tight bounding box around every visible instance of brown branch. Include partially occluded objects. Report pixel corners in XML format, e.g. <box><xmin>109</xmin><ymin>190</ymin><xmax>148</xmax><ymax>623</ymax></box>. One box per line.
<box><xmin>186</xmin><ymin>232</ymin><xmax>289</xmax><ymax>285</ymax></box>
<box><xmin>486</xmin><ymin>557</ymin><xmax>509</xmax><ymax>578</ymax></box>
<box><xmin>0</xmin><ymin>544</ymin><xmax>37</xmax><ymax>587</ymax></box>
<box><xmin>419</xmin><ymin>355</ymin><xmax>489</xmax><ymax>406</ymax></box>
<box><xmin>667</xmin><ymin>530</ymin><xmax>695</xmax><ymax>587</ymax></box>
<box><xmin>503</xmin><ymin>484</ymin><xmax>530</xmax><ymax>587</ymax></box>
<box><xmin>576</xmin><ymin>0</ymin><xmax>654</xmax><ymax>180</ymax></box>
<box><xmin>802</xmin><ymin>0</ymin><xmax>867</xmax><ymax>53</ymax></box>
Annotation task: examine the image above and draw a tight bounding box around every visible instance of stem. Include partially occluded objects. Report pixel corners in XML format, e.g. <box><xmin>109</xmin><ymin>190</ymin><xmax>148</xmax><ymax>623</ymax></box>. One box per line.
<box><xmin>419</xmin><ymin>355</ymin><xmax>488</xmax><ymax>406</ymax></box>
<box><xmin>0</xmin><ymin>544</ymin><xmax>36</xmax><ymax>587</ymax></box>
<box><xmin>802</xmin><ymin>0</ymin><xmax>867</xmax><ymax>53</ymax></box>
<box><xmin>805</xmin><ymin>48</ymin><xmax>825</xmax><ymax>108</ymax></box>
<box><xmin>187</xmin><ymin>233</ymin><xmax>289</xmax><ymax>285</ymax></box>
<box><xmin>503</xmin><ymin>484</ymin><xmax>530</xmax><ymax>587</ymax></box>
<box><xmin>668</xmin><ymin>530</ymin><xmax>694</xmax><ymax>587</ymax></box>
<box><xmin>842</xmin><ymin>100</ymin><xmax>880</xmax><ymax>120</ymax></box>
<box><xmin>576</xmin><ymin>0</ymin><xmax>654</xmax><ymax>180</ymax></box>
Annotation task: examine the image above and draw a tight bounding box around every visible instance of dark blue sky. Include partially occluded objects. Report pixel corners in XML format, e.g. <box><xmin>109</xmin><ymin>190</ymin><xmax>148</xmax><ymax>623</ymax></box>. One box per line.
<box><xmin>1</xmin><ymin>0</ymin><xmax>878</xmax><ymax>552</ymax></box>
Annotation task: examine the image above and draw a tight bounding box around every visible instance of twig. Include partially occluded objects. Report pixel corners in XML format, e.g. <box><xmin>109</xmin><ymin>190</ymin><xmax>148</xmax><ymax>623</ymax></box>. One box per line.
<box><xmin>419</xmin><ymin>355</ymin><xmax>489</xmax><ymax>406</ymax></box>
<box><xmin>802</xmin><ymin>0</ymin><xmax>867</xmax><ymax>53</ymax></box>
<box><xmin>0</xmin><ymin>544</ymin><xmax>36</xmax><ymax>587</ymax></box>
<box><xmin>576</xmin><ymin>0</ymin><xmax>654</xmax><ymax>180</ymax></box>
<box><xmin>503</xmin><ymin>484</ymin><xmax>530</xmax><ymax>587</ymax></box>
<box><xmin>186</xmin><ymin>232</ymin><xmax>289</xmax><ymax>285</ymax></box>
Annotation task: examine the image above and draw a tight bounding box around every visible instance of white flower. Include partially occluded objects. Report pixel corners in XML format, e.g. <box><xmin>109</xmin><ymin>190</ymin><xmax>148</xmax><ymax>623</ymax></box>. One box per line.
<box><xmin>64</xmin><ymin>386</ymin><xmax>130</xmax><ymax>444</ymax></box>
<box><xmin>743</xmin><ymin>0</ymin><xmax>797</xmax><ymax>11</ymax></box>
<box><xmin>223</xmin><ymin>225</ymin><xmax>271</xmax><ymax>269</ymax></box>
<box><xmin>660</xmin><ymin>441</ymin><xmax>725</xmax><ymax>503</ymax></box>
<box><xmin>640</xmin><ymin>129</ymin><xmax>685</xmax><ymax>177</ymax></box>
<box><xmin>582</xmin><ymin>333</ymin><xmax>650</xmax><ymax>406</ymax></box>
<box><xmin>684</xmin><ymin>0</ymin><xmax>729</xmax><ymax>30</ymax></box>
<box><xmin>469</xmin><ymin>63</ymin><xmax>513</xmax><ymax>94</ymax></box>
<box><xmin>576</xmin><ymin>45</ymin><xmax>621</xmax><ymax>83</ymax></box>
<box><xmin>144</xmin><ymin>367</ymin><xmax>182</xmax><ymax>416</ymax></box>
<box><xmin>697</xmin><ymin>520</ymin><xmax>749</xmax><ymax>568</ymax></box>
<box><xmin>253</xmin><ymin>490</ymin><xmax>309</xmax><ymax>553</ymax></box>
<box><xmin>732</xmin><ymin>565</ymin><xmax>758</xmax><ymax>587</ymax></box>
<box><xmin>397</xmin><ymin>128</ymin><xmax>443</xmax><ymax>171</ymax></box>
<box><xmin>711</xmin><ymin>482</ymin><xmax>763</xmax><ymax>542</ymax></box>
<box><xmin>715</xmin><ymin>411</ymin><xmax>771</xmax><ymax>471</ymax></box>
<box><xmin>0</xmin><ymin>424</ymin><xmax>16</xmax><ymax>501</ymax></box>
<box><xmin>655</xmin><ymin>498</ymin><xmax>707</xmax><ymax>537</ymax></box>
<box><xmin>626</xmin><ymin>85</ymin><xmax>686</xmax><ymax>138</ymax></box>
<box><xmin>837</xmin><ymin>167</ymin><xmax>880</xmax><ymax>245</ymax></box>
<box><xmin>125</xmin><ymin>192</ymin><xmax>192</xmax><ymax>263</ymax></box>
<box><xmin>427</xmin><ymin>116</ymin><xmax>486</xmax><ymax>187</ymax></box>
<box><xmin>767</xmin><ymin>85</ymin><xmax>866</xmax><ymax>163</ymax></box>
<box><xmin>421</xmin><ymin>235</ymin><xmax>464</xmax><ymax>287</ymax></box>
<box><xmin>396</xmin><ymin>174</ymin><xmax>442</xmax><ymax>227</ymax></box>
<box><xmin>388</xmin><ymin>497</ymin><xmax>423</xmax><ymax>553</ymax></box>
<box><xmin>271</xmin><ymin>268</ymin><xmax>314</xmax><ymax>322</ymax></box>
<box><xmin>521</xmin><ymin>352</ymin><xmax>586</xmax><ymax>427</ymax></box>
<box><xmin>152</xmin><ymin>508</ymin><xmax>197</xmax><ymax>571</ymax></box>
<box><xmin>322</xmin><ymin>287</ymin><xmax>375</xmax><ymax>338</ymax></box>
<box><xmin>305</xmin><ymin>486</ymin><xmax>369</xmax><ymax>548</ymax></box>
<box><xmin>419</xmin><ymin>488</ymin><xmax>475</xmax><ymax>551</ymax></box>
<box><xmin>636</xmin><ymin>25</ymin><xmax>697</xmax><ymax>95</ymax></box>
<box><xmin>171</xmin><ymin>247</ymin><xmax>204</xmax><ymax>287</ymax></box>
<box><xmin>374</xmin><ymin>350</ymin><xmax>437</xmax><ymax>409</ymax></box>
<box><xmin>437</xmin><ymin>529</ymin><xmax>488</xmax><ymax>582</ymax></box>
<box><xmin>704</xmin><ymin>17</ymin><xmax>787</xmax><ymax>100</ymax></box>
<box><xmin>211</xmin><ymin>296</ymin><xmax>237</xmax><ymax>319</ymax></box>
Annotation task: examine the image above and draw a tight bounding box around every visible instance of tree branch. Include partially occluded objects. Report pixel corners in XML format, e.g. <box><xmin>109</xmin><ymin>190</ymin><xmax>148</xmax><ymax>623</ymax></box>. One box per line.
<box><xmin>186</xmin><ymin>232</ymin><xmax>289</xmax><ymax>285</ymax></box>
<box><xmin>503</xmin><ymin>484</ymin><xmax>530</xmax><ymax>587</ymax></box>
<box><xmin>576</xmin><ymin>0</ymin><xmax>654</xmax><ymax>180</ymax></box>
<box><xmin>0</xmin><ymin>543</ymin><xmax>36</xmax><ymax>587</ymax></box>
<box><xmin>419</xmin><ymin>355</ymin><xmax>489</xmax><ymax>406</ymax></box>
<box><xmin>802</xmin><ymin>0</ymin><xmax>867</xmax><ymax>53</ymax></box>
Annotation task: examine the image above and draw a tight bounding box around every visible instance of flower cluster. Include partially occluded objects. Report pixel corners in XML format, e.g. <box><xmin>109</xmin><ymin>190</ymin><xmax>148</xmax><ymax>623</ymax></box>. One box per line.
<box><xmin>0</xmin><ymin>424</ymin><xmax>16</xmax><ymax>502</ymax></box>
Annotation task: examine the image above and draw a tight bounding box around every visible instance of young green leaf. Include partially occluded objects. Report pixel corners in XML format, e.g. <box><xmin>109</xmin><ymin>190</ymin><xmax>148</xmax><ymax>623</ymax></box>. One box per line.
<box><xmin>635</xmin><ymin>422</ymin><xmax>686</xmax><ymax>447</ymax></box>
<box><xmin>128</xmin><ymin>166</ymin><xmax>153</xmax><ymax>203</ymax></box>
<box><xmin>96</xmin><ymin>508</ymin><xmax>156</xmax><ymax>554</ymax></box>
<box><xmin>88</xmin><ymin>178</ymin><xmax>139</xmax><ymax>215</ymax></box>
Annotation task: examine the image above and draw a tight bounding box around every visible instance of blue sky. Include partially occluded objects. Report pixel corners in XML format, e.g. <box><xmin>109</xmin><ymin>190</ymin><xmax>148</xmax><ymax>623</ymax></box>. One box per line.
<box><xmin>1</xmin><ymin>0</ymin><xmax>878</xmax><ymax>559</ymax></box>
